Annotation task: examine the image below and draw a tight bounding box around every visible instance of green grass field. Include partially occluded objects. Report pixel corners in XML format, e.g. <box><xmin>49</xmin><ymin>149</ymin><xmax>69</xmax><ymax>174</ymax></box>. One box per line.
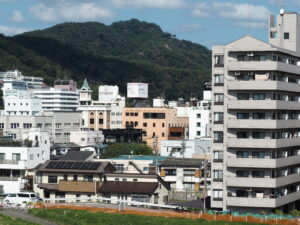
<box><xmin>29</xmin><ymin>208</ymin><xmax>265</xmax><ymax>225</ymax></box>
<box><xmin>0</xmin><ymin>213</ymin><xmax>38</xmax><ymax>225</ymax></box>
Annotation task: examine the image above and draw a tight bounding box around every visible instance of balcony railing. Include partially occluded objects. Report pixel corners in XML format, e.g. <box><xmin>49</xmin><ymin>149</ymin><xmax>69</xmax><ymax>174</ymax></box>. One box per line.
<box><xmin>0</xmin><ymin>160</ymin><xmax>19</xmax><ymax>164</ymax></box>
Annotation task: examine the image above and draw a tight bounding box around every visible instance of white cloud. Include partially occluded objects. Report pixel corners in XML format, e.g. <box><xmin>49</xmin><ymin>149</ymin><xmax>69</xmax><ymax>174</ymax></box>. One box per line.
<box><xmin>213</xmin><ymin>2</ymin><xmax>271</xmax><ymax>20</ymax></box>
<box><xmin>234</xmin><ymin>21</ymin><xmax>267</xmax><ymax>29</ymax></box>
<box><xmin>0</xmin><ymin>25</ymin><xmax>28</xmax><ymax>36</ymax></box>
<box><xmin>192</xmin><ymin>3</ymin><xmax>210</xmax><ymax>18</ymax></box>
<box><xmin>30</xmin><ymin>2</ymin><xmax>113</xmax><ymax>22</ymax></box>
<box><xmin>112</xmin><ymin>0</ymin><xmax>186</xmax><ymax>9</ymax></box>
<box><xmin>11</xmin><ymin>10</ymin><xmax>24</xmax><ymax>22</ymax></box>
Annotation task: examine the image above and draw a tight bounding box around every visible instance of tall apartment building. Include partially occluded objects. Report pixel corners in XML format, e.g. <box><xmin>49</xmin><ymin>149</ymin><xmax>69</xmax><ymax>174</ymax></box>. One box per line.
<box><xmin>211</xmin><ymin>11</ymin><xmax>300</xmax><ymax>213</ymax></box>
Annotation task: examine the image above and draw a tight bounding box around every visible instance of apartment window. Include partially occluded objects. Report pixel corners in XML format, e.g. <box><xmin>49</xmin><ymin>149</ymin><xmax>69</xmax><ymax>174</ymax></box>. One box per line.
<box><xmin>48</xmin><ymin>176</ymin><xmax>57</xmax><ymax>183</ymax></box>
<box><xmin>197</xmin><ymin>114</ymin><xmax>201</xmax><ymax>118</ymax></box>
<box><xmin>36</xmin><ymin>123</ymin><xmax>42</xmax><ymax>128</ymax></box>
<box><xmin>214</xmin><ymin>74</ymin><xmax>224</xmax><ymax>85</ymax></box>
<box><xmin>237</xmin><ymin>113</ymin><xmax>249</xmax><ymax>119</ymax></box>
<box><xmin>252</xmin><ymin>151</ymin><xmax>265</xmax><ymax>159</ymax></box>
<box><xmin>55</xmin><ymin>123</ymin><xmax>62</xmax><ymax>129</ymax></box>
<box><xmin>125</xmin><ymin>112</ymin><xmax>129</xmax><ymax>116</ymax></box>
<box><xmin>197</xmin><ymin>131</ymin><xmax>201</xmax><ymax>136</ymax></box>
<box><xmin>63</xmin><ymin>174</ymin><xmax>68</xmax><ymax>181</ymax></box>
<box><xmin>253</xmin><ymin>112</ymin><xmax>266</xmax><ymax>119</ymax></box>
<box><xmin>197</xmin><ymin>122</ymin><xmax>201</xmax><ymax>127</ymax></box>
<box><xmin>83</xmin><ymin>175</ymin><xmax>93</xmax><ymax>182</ymax></box>
<box><xmin>237</xmin><ymin>93</ymin><xmax>250</xmax><ymax>100</ymax></box>
<box><xmin>214</xmin><ymin>94</ymin><xmax>224</xmax><ymax>104</ymax></box>
<box><xmin>10</xmin><ymin>123</ymin><xmax>19</xmax><ymax>129</ymax></box>
<box><xmin>213</xmin><ymin>170</ymin><xmax>223</xmax><ymax>181</ymax></box>
<box><xmin>73</xmin><ymin>175</ymin><xmax>78</xmax><ymax>181</ymax></box>
<box><xmin>253</xmin><ymin>93</ymin><xmax>266</xmax><ymax>100</ymax></box>
<box><xmin>214</xmin><ymin>112</ymin><xmax>224</xmax><ymax>124</ymax></box>
<box><xmin>143</xmin><ymin>113</ymin><xmax>165</xmax><ymax>119</ymax></box>
<box><xmin>162</xmin><ymin>123</ymin><xmax>165</xmax><ymax>127</ymax></box>
<box><xmin>236</xmin><ymin>170</ymin><xmax>249</xmax><ymax>177</ymax></box>
<box><xmin>237</xmin><ymin>151</ymin><xmax>249</xmax><ymax>158</ymax></box>
<box><xmin>64</xmin><ymin>123</ymin><xmax>71</xmax><ymax>128</ymax></box>
<box><xmin>133</xmin><ymin>179</ymin><xmax>138</xmax><ymax>182</ymax></box>
<box><xmin>165</xmin><ymin>169</ymin><xmax>176</xmax><ymax>176</ymax></box>
<box><xmin>284</xmin><ymin>32</ymin><xmax>289</xmax><ymax>39</ymax></box>
<box><xmin>153</xmin><ymin>123</ymin><xmax>156</xmax><ymax>127</ymax></box>
<box><xmin>213</xmin><ymin>132</ymin><xmax>223</xmax><ymax>143</ymax></box>
<box><xmin>55</xmin><ymin>133</ymin><xmax>62</xmax><ymax>139</ymax></box>
<box><xmin>90</xmin><ymin>119</ymin><xmax>94</xmax><ymax>124</ymax></box>
<box><xmin>99</xmin><ymin>119</ymin><xmax>103</xmax><ymax>124</ymax></box>
<box><xmin>12</xmin><ymin>153</ymin><xmax>20</xmax><ymax>161</ymax></box>
<box><xmin>252</xmin><ymin>171</ymin><xmax>265</xmax><ymax>178</ymax></box>
<box><xmin>237</xmin><ymin>132</ymin><xmax>248</xmax><ymax>139</ymax></box>
<box><xmin>64</xmin><ymin>133</ymin><xmax>70</xmax><ymax>139</ymax></box>
<box><xmin>213</xmin><ymin>190</ymin><xmax>223</xmax><ymax>201</ymax></box>
<box><xmin>213</xmin><ymin>151</ymin><xmax>223</xmax><ymax>162</ymax></box>
<box><xmin>162</xmin><ymin>132</ymin><xmax>165</xmax><ymax>137</ymax></box>
<box><xmin>23</xmin><ymin>123</ymin><xmax>32</xmax><ymax>129</ymax></box>
<box><xmin>45</xmin><ymin>123</ymin><xmax>52</xmax><ymax>129</ymax></box>
<box><xmin>252</xmin><ymin>132</ymin><xmax>265</xmax><ymax>139</ymax></box>
<box><xmin>143</xmin><ymin>123</ymin><xmax>147</xmax><ymax>127</ymax></box>
<box><xmin>73</xmin><ymin>123</ymin><xmax>80</xmax><ymax>128</ymax></box>
<box><xmin>0</xmin><ymin>153</ymin><xmax>5</xmax><ymax>160</ymax></box>
<box><xmin>214</xmin><ymin>55</ymin><xmax>224</xmax><ymax>67</ymax></box>
<box><xmin>134</xmin><ymin>113</ymin><xmax>138</xmax><ymax>116</ymax></box>
<box><xmin>0</xmin><ymin>123</ymin><xmax>4</xmax><ymax>129</ymax></box>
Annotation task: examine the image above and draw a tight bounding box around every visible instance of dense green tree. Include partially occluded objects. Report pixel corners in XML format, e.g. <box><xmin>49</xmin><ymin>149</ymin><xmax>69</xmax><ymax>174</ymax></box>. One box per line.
<box><xmin>100</xmin><ymin>143</ymin><xmax>153</xmax><ymax>159</ymax></box>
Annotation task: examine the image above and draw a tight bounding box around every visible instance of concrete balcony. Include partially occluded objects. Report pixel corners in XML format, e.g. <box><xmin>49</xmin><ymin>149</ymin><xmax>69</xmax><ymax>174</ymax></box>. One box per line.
<box><xmin>227</xmin><ymin>155</ymin><xmax>300</xmax><ymax>168</ymax></box>
<box><xmin>227</xmin><ymin>137</ymin><xmax>300</xmax><ymax>149</ymax></box>
<box><xmin>228</xmin><ymin>80</ymin><xmax>300</xmax><ymax>93</ymax></box>
<box><xmin>58</xmin><ymin>180</ymin><xmax>100</xmax><ymax>193</ymax></box>
<box><xmin>227</xmin><ymin>61</ymin><xmax>300</xmax><ymax>75</ymax></box>
<box><xmin>227</xmin><ymin>119</ymin><xmax>300</xmax><ymax>129</ymax></box>
<box><xmin>0</xmin><ymin>160</ymin><xmax>26</xmax><ymax>170</ymax></box>
<box><xmin>0</xmin><ymin>176</ymin><xmax>19</xmax><ymax>181</ymax></box>
<box><xmin>227</xmin><ymin>173</ymin><xmax>300</xmax><ymax>188</ymax></box>
<box><xmin>228</xmin><ymin>100</ymin><xmax>300</xmax><ymax>110</ymax></box>
<box><xmin>226</xmin><ymin>191</ymin><xmax>300</xmax><ymax>208</ymax></box>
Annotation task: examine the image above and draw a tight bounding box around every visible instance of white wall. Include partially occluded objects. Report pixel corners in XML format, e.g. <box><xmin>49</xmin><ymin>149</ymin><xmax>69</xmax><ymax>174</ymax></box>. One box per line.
<box><xmin>70</xmin><ymin>130</ymin><xmax>104</xmax><ymax>146</ymax></box>
<box><xmin>188</xmin><ymin>107</ymin><xmax>211</xmax><ymax>139</ymax></box>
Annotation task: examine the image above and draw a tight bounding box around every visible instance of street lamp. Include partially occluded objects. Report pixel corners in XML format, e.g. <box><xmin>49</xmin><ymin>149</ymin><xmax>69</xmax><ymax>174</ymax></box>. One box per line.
<box><xmin>198</xmin><ymin>145</ymin><xmax>207</xmax><ymax>211</ymax></box>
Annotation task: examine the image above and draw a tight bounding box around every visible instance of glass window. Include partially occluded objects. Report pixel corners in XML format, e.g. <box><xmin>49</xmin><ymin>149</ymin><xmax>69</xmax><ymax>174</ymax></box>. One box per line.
<box><xmin>252</xmin><ymin>151</ymin><xmax>265</xmax><ymax>158</ymax></box>
<box><xmin>253</xmin><ymin>113</ymin><xmax>266</xmax><ymax>119</ymax></box>
<box><xmin>0</xmin><ymin>153</ymin><xmax>5</xmax><ymax>160</ymax></box>
<box><xmin>63</xmin><ymin>174</ymin><xmax>68</xmax><ymax>181</ymax></box>
<box><xmin>73</xmin><ymin>175</ymin><xmax>78</xmax><ymax>181</ymax></box>
<box><xmin>237</xmin><ymin>113</ymin><xmax>249</xmax><ymax>119</ymax></box>
<box><xmin>213</xmin><ymin>170</ymin><xmax>223</xmax><ymax>181</ymax></box>
<box><xmin>253</xmin><ymin>93</ymin><xmax>266</xmax><ymax>100</ymax></box>
<box><xmin>237</xmin><ymin>93</ymin><xmax>250</xmax><ymax>100</ymax></box>
<box><xmin>214</xmin><ymin>55</ymin><xmax>224</xmax><ymax>67</ymax></box>
<box><xmin>213</xmin><ymin>151</ymin><xmax>223</xmax><ymax>161</ymax></box>
<box><xmin>252</xmin><ymin>171</ymin><xmax>265</xmax><ymax>178</ymax></box>
<box><xmin>12</xmin><ymin>153</ymin><xmax>20</xmax><ymax>161</ymax></box>
<box><xmin>214</xmin><ymin>112</ymin><xmax>224</xmax><ymax>123</ymax></box>
<box><xmin>197</xmin><ymin>122</ymin><xmax>201</xmax><ymax>127</ymax></box>
<box><xmin>83</xmin><ymin>175</ymin><xmax>93</xmax><ymax>182</ymax></box>
<box><xmin>48</xmin><ymin>176</ymin><xmax>57</xmax><ymax>183</ymax></box>
<box><xmin>197</xmin><ymin>114</ymin><xmax>201</xmax><ymax>118</ymax></box>
<box><xmin>213</xmin><ymin>190</ymin><xmax>223</xmax><ymax>200</ymax></box>
<box><xmin>237</xmin><ymin>151</ymin><xmax>249</xmax><ymax>158</ymax></box>
<box><xmin>284</xmin><ymin>32</ymin><xmax>289</xmax><ymax>39</ymax></box>
<box><xmin>213</xmin><ymin>132</ymin><xmax>223</xmax><ymax>143</ymax></box>
<box><xmin>214</xmin><ymin>94</ymin><xmax>224</xmax><ymax>104</ymax></box>
<box><xmin>214</xmin><ymin>74</ymin><xmax>224</xmax><ymax>85</ymax></box>
<box><xmin>237</xmin><ymin>132</ymin><xmax>248</xmax><ymax>138</ymax></box>
<box><xmin>236</xmin><ymin>170</ymin><xmax>249</xmax><ymax>177</ymax></box>
<box><xmin>252</xmin><ymin>132</ymin><xmax>265</xmax><ymax>139</ymax></box>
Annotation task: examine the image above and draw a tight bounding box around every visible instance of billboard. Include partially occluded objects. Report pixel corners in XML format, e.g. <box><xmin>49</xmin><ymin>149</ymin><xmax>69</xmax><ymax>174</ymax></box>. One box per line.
<box><xmin>127</xmin><ymin>83</ymin><xmax>148</xmax><ymax>98</ymax></box>
<box><xmin>203</xmin><ymin>81</ymin><xmax>212</xmax><ymax>90</ymax></box>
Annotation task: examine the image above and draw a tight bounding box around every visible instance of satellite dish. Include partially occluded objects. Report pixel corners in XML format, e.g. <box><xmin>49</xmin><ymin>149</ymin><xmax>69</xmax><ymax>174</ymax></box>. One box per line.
<box><xmin>280</xmin><ymin>8</ymin><xmax>285</xmax><ymax>16</ymax></box>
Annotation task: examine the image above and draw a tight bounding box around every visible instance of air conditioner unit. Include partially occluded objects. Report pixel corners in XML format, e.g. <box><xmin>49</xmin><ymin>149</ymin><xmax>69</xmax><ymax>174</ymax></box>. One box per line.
<box><xmin>235</xmin><ymin>71</ymin><xmax>240</xmax><ymax>75</ymax></box>
<box><xmin>247</xmin><ymin>52</ymin><xmax>254</xmax><ymax>56</ymax></box>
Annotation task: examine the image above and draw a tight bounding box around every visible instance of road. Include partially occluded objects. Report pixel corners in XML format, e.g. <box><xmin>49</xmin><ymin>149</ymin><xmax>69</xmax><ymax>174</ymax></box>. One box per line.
<box><xmin>0</xmin><ymin>209</ymin><xmax>57</xmax><ymax>225</ymax></box>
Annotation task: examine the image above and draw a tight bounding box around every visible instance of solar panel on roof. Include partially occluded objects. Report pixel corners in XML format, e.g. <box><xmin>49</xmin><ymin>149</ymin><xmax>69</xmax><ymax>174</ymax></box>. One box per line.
<box><xmin>45</xmin><ymin>161</ymin><xmax>102</xmax><ymax>170</ymax></box>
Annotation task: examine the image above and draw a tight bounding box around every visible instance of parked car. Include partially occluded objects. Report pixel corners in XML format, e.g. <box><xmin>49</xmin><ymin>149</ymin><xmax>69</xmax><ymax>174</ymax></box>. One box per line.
<box><xmin>4</xmin><ymin>192</ymin><xmax>42</xmax><ymax>206</ymax></box>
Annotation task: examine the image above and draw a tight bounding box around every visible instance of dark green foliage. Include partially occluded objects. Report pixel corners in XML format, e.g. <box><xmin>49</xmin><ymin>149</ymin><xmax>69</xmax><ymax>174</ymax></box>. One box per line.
<box><xmin>0</xmin><ymin>19</ymin><xmax>211</xmax><ymax>100</ymax></box>
<box><xmin>0</xmin><ymin>140</ymin><xmax>22</xmax><ymax>147</ymax></box>
<box><xmin>101</xmin><ymin>143</ymin><xmax>153</xmax><ymax>158</ymax></box>
<box><xmin>29</xmin><ymin>208</ymin><xmax>265</xmax><ymax>225</ymax></box>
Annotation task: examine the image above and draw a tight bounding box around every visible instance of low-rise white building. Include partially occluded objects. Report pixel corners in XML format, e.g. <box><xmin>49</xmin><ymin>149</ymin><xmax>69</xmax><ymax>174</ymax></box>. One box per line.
<box><xmin>160</xmin><ymin>138</ymin><xmax>211</xmax><ymax>159</ymax></box>
<box><xmin>69</xmin><ymin>130</ymin><xmax>104</xmax><ymax>151</ymax></box>
<box><xmin>0</xmin><ymin>130</ymin><xmax>50</xmax><ymax>193</ymax></box>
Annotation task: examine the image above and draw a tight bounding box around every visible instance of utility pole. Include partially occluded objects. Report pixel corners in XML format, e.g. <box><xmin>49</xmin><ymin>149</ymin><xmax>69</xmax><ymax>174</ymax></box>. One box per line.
<box><xmin>198</xmin><ymin>146</ymin><xmax>207</xmax><ymax>211</ymax></box>
<box><xmin>181</xmin><ymin>140</ymin><xmax>186</xmax><ymax>158</ymax></box>
<box><xmin>153</xmin><ymin>135</ymin><xmax>159</xmax><ymax>174</ymax></box>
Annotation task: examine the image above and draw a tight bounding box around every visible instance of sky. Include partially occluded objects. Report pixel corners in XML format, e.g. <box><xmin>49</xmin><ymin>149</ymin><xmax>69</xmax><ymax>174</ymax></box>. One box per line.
<box><xmin>0</xmin><ymin>0</ymin><xmax>299</xmax><ymax>48</ymax></box>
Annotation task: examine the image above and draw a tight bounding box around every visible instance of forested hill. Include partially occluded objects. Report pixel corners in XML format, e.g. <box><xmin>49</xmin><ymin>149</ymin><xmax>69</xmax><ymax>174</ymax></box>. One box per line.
<box><xmin>2</xmin><ymin>19</ymin><xmax>211</xmax><ymax>99</ymax></box>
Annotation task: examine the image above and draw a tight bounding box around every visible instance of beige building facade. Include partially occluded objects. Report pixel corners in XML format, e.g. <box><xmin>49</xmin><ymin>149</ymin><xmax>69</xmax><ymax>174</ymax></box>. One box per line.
<box><xmin>122</xmin><ymin>107</ymin><xmax>188</xmax><ymax>149</ymax></box>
